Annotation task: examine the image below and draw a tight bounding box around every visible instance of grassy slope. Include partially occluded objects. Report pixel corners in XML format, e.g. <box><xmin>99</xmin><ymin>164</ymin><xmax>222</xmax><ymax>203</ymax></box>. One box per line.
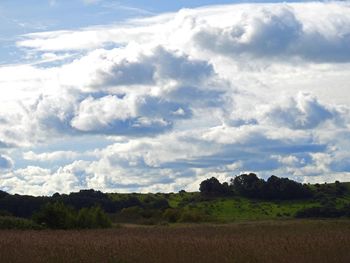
<box><xmin>167</xmin><ymin>193</ymin><xmax>320</xmax><ymax>221</ymax></box>
<box><xmin>108</xmin><ymin>182</ymin><xmax>350</xmax><ymax>222</ymax></box>
<box><xmin>168</xmin><ymin>183</ymin><xmax>350</xmax><ymax>221</ymax></box>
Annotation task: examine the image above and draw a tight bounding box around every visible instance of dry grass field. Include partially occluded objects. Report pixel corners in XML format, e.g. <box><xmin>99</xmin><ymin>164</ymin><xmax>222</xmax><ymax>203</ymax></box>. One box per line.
<box><xmin>0</xmin><ymin>220</ymin><xmax>349</xmax><ymax>263</ymax></box>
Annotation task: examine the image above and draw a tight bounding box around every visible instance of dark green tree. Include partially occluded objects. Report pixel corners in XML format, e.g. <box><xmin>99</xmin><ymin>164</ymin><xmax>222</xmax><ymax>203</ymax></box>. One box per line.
<box><xmin>263</xmin><ymin>175</ymin><xmax>312</xmax><ymax>200</ymax></box>
<box><xmin>231</xmin><ymin>173</ymin><xmax>265</xmax><ymax>198</ymax></box>
<box><xmin>200</xmin><ymin>177</ymin><xmax>230</xmax><ymax>196</ymax></box>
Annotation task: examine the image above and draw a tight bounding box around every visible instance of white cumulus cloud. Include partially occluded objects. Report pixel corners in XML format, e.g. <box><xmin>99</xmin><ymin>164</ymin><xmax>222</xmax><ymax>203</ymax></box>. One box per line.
<box><xmin>1</xmin><ymin>2</ymin><xmax>350</xmax><ymax>194</ymax></box>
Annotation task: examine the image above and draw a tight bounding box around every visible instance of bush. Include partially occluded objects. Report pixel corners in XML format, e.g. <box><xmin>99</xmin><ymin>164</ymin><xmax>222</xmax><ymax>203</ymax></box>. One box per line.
<box><xmin>33</xmin><ymin>202</ymin><xmax>76</xmax><ymax>229</ymax></box>
<box><xmin>0</xmin><ymin>216</ymin><xmax>43</xmax><ymax>230</ymax></box>
<box><xmin>77</xmin><ymin>206</ymin><xmax>111</xmax><ymax>229</ymax></box>
<box><xmin>295</xmin><ymin>206</ymin><xmax>345</xmax><ymax>218</ymax></box>
<box><xmin>142</xmin><ymin>196</ymin><xmax>170</xmax><ymax>210</ymax></box>
<box><xmin>178</xmin><ymin>210</ymin><xmax>206</xmax><ymax>223</ymax></box>
<box><xmin>162</xmin><ymin>208</ymin><xmax>182</xmax><ymax>223</ymax></box>
<box><xmin>119</xmin><ymin>206</ymin><xmax>144</xmax><ymax>221</ymax></box>
<box><xmin>33</xmin><ymin>202</ymin><xmax>111</xmax><ymax>229</ymax></box>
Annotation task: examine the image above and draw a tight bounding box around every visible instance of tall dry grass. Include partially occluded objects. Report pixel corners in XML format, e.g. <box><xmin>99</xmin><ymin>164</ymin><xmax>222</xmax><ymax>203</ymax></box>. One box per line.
<box><xmin>0</xmin><ymin>220</ymin><xmax>349</xmax><ymax>263</ymax></box>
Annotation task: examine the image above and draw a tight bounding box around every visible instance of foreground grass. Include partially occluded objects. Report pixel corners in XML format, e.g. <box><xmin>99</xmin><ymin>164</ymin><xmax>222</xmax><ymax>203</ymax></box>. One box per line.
<box><xmin>0</xmin><ymin>220</ymin><xmax>350</xmax><ymax>263</ymax></box>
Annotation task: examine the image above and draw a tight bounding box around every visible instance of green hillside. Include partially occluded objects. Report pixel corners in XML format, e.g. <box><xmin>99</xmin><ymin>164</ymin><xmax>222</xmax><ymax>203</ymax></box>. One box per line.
<box><xmin>107</xmin><ymin>181</ymin><xmax>350</xmax><ymax>223</ymax></box>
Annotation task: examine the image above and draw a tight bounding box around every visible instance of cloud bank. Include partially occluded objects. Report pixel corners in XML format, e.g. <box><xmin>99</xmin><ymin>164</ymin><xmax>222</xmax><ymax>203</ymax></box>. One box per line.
<box><xmin>1</xmin><ymin>1</ymin><xmax>350</xmax><ymax>195</ymax></box>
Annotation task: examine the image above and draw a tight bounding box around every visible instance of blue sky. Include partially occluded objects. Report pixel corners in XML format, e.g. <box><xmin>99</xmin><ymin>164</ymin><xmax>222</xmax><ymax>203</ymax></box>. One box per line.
<box><xmin>1</xmin><ymin>1</ymin><xmax>350</xmax><ymax>195</ymax></box>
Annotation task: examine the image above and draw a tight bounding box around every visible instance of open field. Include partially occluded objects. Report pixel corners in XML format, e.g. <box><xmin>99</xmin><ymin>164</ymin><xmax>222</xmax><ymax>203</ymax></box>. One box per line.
<box><xmin>0</xmin><ymin>220</ymin><xmax>350</xmax><ymax>263</ymax></box>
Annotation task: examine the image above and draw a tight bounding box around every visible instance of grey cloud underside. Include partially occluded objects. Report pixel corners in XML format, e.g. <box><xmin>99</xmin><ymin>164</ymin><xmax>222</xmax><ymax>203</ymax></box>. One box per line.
<box><xmin>71</xmin><ymin>48</ymin><xmax>215</xmax><ymax>135</ymax></box>
<box><xmin>166</xmin><ymin>86</ymin><xmax>226</xmax><ymax>107</ymax></box>
<box><xmin>35</xmin><ymin>95</ymin><xmax>184</xmax><ymax>136</ymax></box>
<box><xmin>97</xmin><ymin>61</ymin><xmax>156</xmax><ymax>86</ymax></box>
<box><xmin>95</xmin><ymin>47</ymin><xmax>214</xmax><ymax>87</ymax></box>
<box><xmin>73</xmin><ymin>117</ymin><xmax>173</xmax><ymax>136</ymax></box>
<box><xmin>161</xmin><ymin>136</ymin><xmax>326</xmax><ymax>170</ymax></box>
<box><xmin>264</xmin><ymin>93</ymin><xmax>338</xmax><ymax>130</ymax></box>
<box><xmin>6</xmin><ymin>48</ymin><xmax>213</xmax><ymax>138</ymax></box>
<box><xmin>194</xmin><ymin>6</ymin><xmax>350</xmax><ymax>63</ymax></box>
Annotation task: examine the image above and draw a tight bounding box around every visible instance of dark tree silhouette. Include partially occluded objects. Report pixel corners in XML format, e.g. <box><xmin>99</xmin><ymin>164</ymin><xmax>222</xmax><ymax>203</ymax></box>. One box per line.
<box><xmin>231</xmin><ymin>173</ymin><xmax>264</xmax><ymax>198</ymax></box>
<box><xmin>262</xmin><ymin>175</ymin><xmax>312</xmax><ymax>200</ymax></box>
<box><xmin>200</xmin><ymin>177</ymin><xmax>230</xmax><ymax>196</ymax></box>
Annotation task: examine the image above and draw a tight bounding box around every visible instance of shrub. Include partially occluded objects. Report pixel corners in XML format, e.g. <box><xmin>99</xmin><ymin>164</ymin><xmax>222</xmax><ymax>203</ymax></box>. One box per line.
<box><xmin>162</xmin><ymin>208</ymin><xmax>182</xmax><ymax>223</ymax></box>
<box><xmin>119</xmin><ymin>206</ymin><xmax>144</xmax><ymax>220</ymax></box>
<box><xmin>143</xmin><ymin>196</ymin><xmax>170</xmax><ymax>210</ymax></box>
<box><xmin>77</xmin><ymin>206</ymin><xmax>111</xmax><ymax>229</ymax></box>
<box><xmin>33</xmin><ymin>202</ymin><xmax>76</xmax><ymax>229</ymax></box>
<box><xmin>178</xmin><ymin>210</ymin><xmax>206</xmax><ymax>223</ymax></box>
<box><xmin>0</xmin><ymin>216</ymin><xmax>43</xmax><ymax>230</ymax></box>
<box><xmin>33</xmin><ymin>202</ymin><xmax>111</xmax><ymax>229</ymax></box>
<box><xmin>295</xmin><ymin>206</ymin><xmax>345</xmax><ymax>218</ymax></box>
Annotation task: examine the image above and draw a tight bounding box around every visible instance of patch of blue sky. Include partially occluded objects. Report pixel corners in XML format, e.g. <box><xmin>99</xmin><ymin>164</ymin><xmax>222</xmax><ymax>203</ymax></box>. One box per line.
<box><xmin>32</xmin><ymin>135</ymin><xmax>114</xmax><ymax>153</ymax></box>
<box><xmin>0</xmin><ymin>0</ymin><xmax>143</xmax><ymax>64</ymax></box>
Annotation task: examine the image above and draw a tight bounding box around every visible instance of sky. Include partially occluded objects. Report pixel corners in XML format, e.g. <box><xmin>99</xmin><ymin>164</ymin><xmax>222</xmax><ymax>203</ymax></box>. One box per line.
<box><xmin>1</xmin><ymin>0</ymin><xmax>350</xmax><ymax>195</ymax></box>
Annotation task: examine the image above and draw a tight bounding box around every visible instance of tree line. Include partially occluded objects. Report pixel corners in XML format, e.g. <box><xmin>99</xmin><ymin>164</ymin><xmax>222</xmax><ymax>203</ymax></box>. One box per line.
<box><xmin>0</xmin><ymin>189</ymin><xmax>170</xmax><ymax>229</ymax></box>
<box><xmin>0</xmin><ymin>174</ymin><xmax>349</xmax><ymax>229</ymax></box>
<box><xmin>199</xmin><ymin>173</ymin><xmax>313</xmax><ymax>199</ymax></box>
